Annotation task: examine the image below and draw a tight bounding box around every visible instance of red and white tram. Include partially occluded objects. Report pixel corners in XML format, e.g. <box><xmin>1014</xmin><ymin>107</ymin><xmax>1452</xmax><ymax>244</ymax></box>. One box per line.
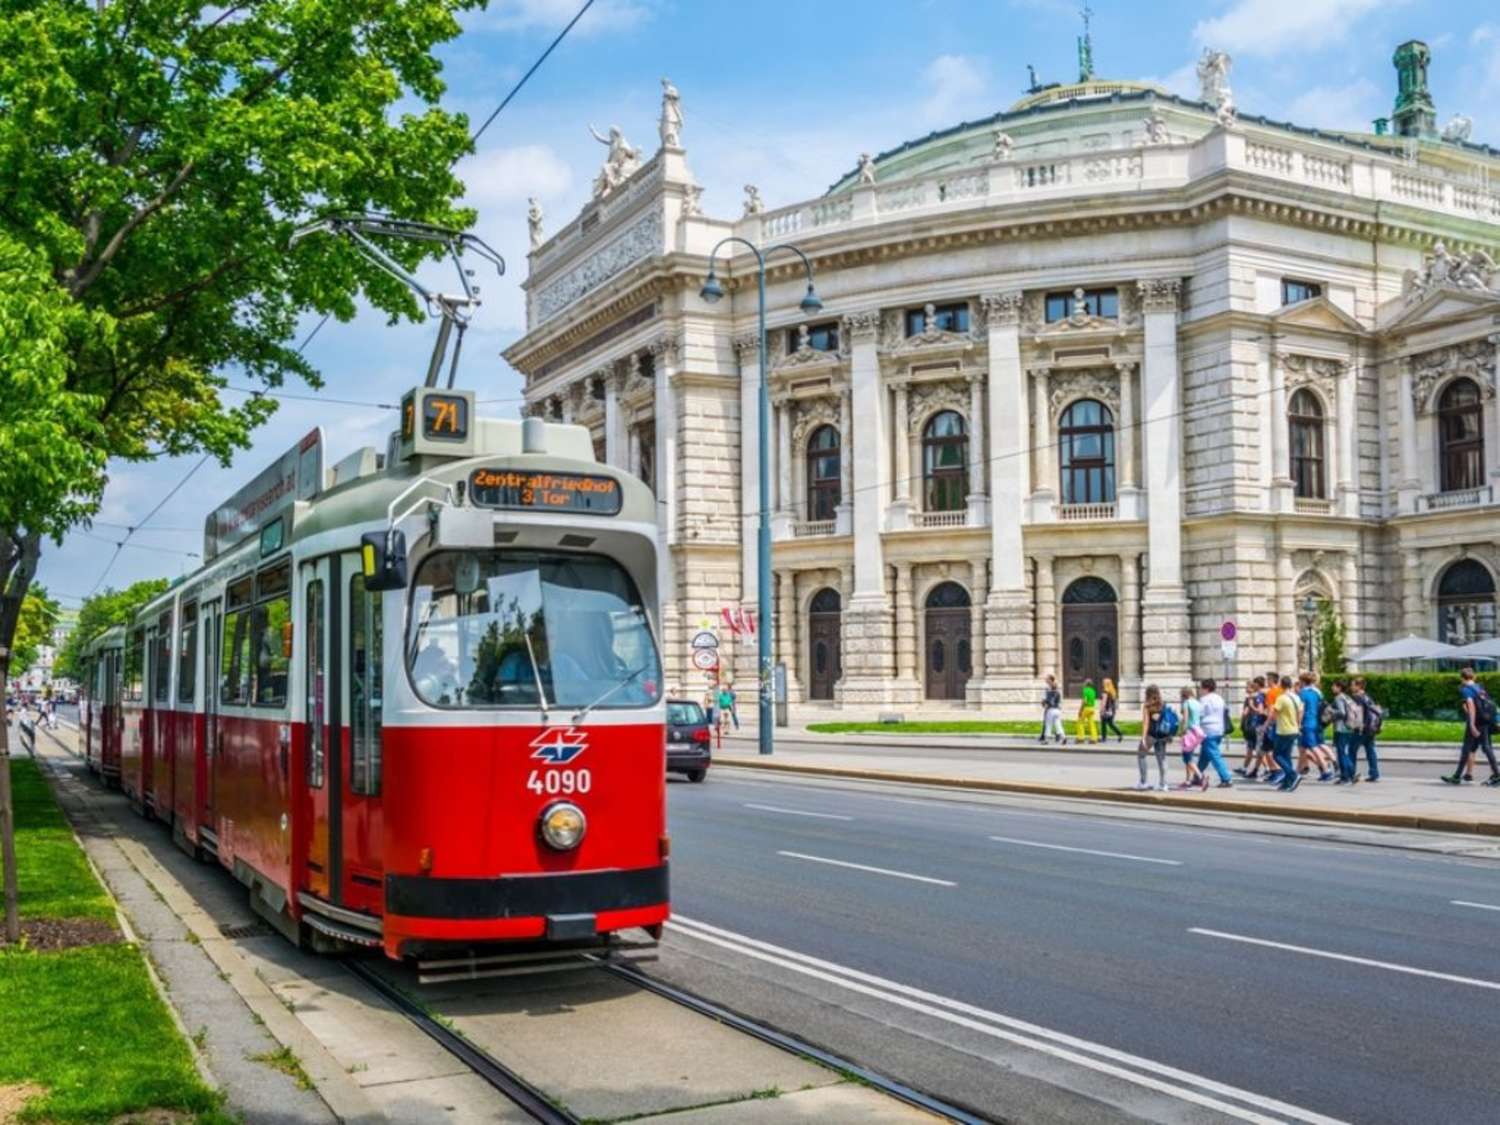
<box><xmin>81</xmin><ymin>386</ymin><xmax>669</xmax><ymax>958</ymax></box>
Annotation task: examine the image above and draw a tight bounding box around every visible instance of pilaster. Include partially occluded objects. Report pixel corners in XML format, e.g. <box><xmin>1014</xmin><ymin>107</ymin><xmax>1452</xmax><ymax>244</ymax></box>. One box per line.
<box><xmin>602</xmin><ymin>368</ymin><xmax>624</xmax><ymax>468</ymax></box>
<box><xmin>966</xmin><ymin>556</ymin><xmax>989</xmax><ymax>704</ymax></box>
<box><xmin>1029</xmin><ymin>366</ymin><xmax>1055</xmax><ymax>522</ymax></box>
<box><xmin>650</xmin><ymin>333</ymin><xmax>680</xmax><ymax>573</ymax></box>
<box><xmin>893</xmin><ymin>562</ymin><xmax>919</xmax><ymax>695</ymax></box>
<box><xmin>1138</xmin><ymin>279</ymin><xmax>1185</xmax><ymax>591</ymax></box>
<box><xmin>1339</xmin><ymin>549</ymin><xmax>1360</xmax><ymax>659</ymax></box>
<box><xmin>984</xmin><ymin>292</ymin><xmax>1027</xmax><ymax>591</ymax></box>
<box><xmin>1397</xmin><ymin>357</ymin><xmax>1420</xmax><ymax>513</ymax></box>
<box><xmin>1119</xmin><ymin>551</ymin><xmax>1140</xmax><ymax>691</ymax></box>
<box><xmin>845</xmin><ymin>310</ymin><xmax>887</xmax><ymax>599</ymax></box>
<box><xmin>773</xmin><ymin>395</ymin><xmax>793</xmax><ymax>537</ymax></box>
<box><xmin>1275</xmin><ymin>541</ymin><xmax>1296</xmax><ymax>672</ymax></box>
<box><xmin>734</xmin><ymin>333</ymin><xmax>761</xmax><ymax>605</ymax></box>
<box><xmin>889</xmin><ymin>380</ymin><xmax>913</xmax><ymax>529</ymax></box>
<box><xmin>1268</xmin><ymin>351</ymin><xmax>1293</xmax><ymax>513</ymax></box>
<box><xmin>1336</xmin><ymin>360</ymin><xmax>1358</xmax><ymax>517</ymax></box>
<box><xmin>1034</xmin><ymin>554</ymin><xmax>1059</xmax><ymax>682</ymax></box>
<box><xmin>1489</xmin><ymin>334</ymin><xmax>1500</xmax><ymax>482</ymax></box>
<box><xmin>776</xmin><ymin>569</ymin><xmax>802</xmax><ymax>704</ymax></box>
<box><xmin>835</xmin><ymin>387</ymin><xmax>853</xmax><ymax>535</ymax></box>
<box><xmin>966</xmin><ymin>373</ymin><xmax>988</xmax><ymax>524</ymax></box>
<box><xmin>1115</xmin><ymin>361</ymin><xmax>1142</xmax><ymax>521</ymax></box>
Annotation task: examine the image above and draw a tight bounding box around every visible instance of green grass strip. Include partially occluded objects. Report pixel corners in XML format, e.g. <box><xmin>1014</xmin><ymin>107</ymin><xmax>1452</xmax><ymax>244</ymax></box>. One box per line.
<box><xmin>0</xmin><ymin>943</ymin><xmax>225</xmax><ymax>1122</ymax></box>
<box><xmin>9</xmin><ymin>758</ymin><xmax>114</xmax><ymax>921</ymax></box>
<box><xmin>805</xmin><ymin>718</ymin><xmax>1459</xmax><ymax>743</ymax></box>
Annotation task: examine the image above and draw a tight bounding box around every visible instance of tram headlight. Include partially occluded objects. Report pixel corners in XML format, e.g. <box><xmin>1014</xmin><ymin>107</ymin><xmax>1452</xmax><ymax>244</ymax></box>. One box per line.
<box><xmin>539</xmin><ymin>801</ymin><xmax>587</xmax><ymax>851</ymax></box>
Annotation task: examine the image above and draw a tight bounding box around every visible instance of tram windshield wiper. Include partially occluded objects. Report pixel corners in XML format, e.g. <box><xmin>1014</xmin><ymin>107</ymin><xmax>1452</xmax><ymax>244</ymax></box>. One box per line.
<box><xmin>571</xmin><ymin>664</ymin><xmax>648</xmax><ymax>725</ymax></box>
<box><xmin>522</xmin><ymin>629</ymin><xmax>553</xmax><ymax>724</ymax></box>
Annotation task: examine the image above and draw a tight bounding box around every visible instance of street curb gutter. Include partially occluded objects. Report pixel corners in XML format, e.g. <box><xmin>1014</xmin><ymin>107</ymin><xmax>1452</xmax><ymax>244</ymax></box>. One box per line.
<box><xmin>719</xmin><ymin>758</ymin><xmax>1500</xmax><ymax>838</ymax></box>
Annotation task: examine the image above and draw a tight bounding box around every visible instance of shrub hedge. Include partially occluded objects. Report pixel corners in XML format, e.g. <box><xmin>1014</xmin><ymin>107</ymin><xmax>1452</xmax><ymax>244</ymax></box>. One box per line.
<box><xmin>1318</xmin><ymin>672</ymin><xmax>1500</xmax><ymax>721</ymax></box>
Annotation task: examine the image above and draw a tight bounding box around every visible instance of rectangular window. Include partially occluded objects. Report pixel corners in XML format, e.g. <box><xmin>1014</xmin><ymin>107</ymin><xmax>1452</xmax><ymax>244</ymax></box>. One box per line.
<box><xmin>905</xmin><ymin>303</ymin><xmax>969</xmax><ymax>337</ymax></box>
<box><xmin>152</xmin><ymin>612</ymin><xmax>172</xmax><ymax>703</ymax></box>
<box><xmin>305</xmin><ymin>579</ymin><xmax>325</xmax><ymax>789</ymax></box>
<box><xmin>177</xmin><ymin>604</ymin><xmax>197</xmax><ymax>704</ymax></box>
<box><xmin>220</xmin><ymin>577</ymin><xmax>254</xmax><ymax>704</ymax></box>
<box><xmin>252</xmin><ymin>562</ymin><xmax>292</xmax><ymax>707</ymax></box>
<box><xmin>124</xmin><ymin>628</ymin><xmax>144</xmax><ymax>703</ymax></box>
<box><xmin>787</xmin><ymin>322</ymin><xmax>840</xmax><ymax>354</ymax></box>
<box><xmin>350</xmin><ymin>575</ymin><xmax>383</xmax><ymax>796</ymax></box>
<box><xmin>1044</xmin><ymin>288</ymin><xmax>1120</xmax><ymax>323</ymax></box>
<box><xmin>1281</xmin><ymin>279</ymin><xmax>1322</xmax><ymax>305</ymax></box>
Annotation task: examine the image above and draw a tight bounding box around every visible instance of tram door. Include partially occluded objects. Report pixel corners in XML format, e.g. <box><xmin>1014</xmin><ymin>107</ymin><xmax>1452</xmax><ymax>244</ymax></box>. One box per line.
<box><xmin>300</xmin><ymin>560</ymin><xmax>332</xmax><ymax>899</ymax></box>
<box><xmin>338</xmin><ymin>551</ymin><xmax>385</xmax><ymax>913</ymax></box>
<box><xmin>200</xmin><ymin>600</ymin><xmax>221</xmax><ymax>831</ymax></box>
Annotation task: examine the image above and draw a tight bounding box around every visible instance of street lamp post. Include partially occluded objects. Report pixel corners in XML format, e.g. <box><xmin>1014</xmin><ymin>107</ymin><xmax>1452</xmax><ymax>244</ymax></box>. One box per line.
<box><xmin>1301</xmin><ymin>595</ymin><xmax>1320</xmax><ymax>674</ymax></box>
<box><xmin>700</xmin><ymin>238</ymin><xmax>822</xmax><ymax>756</ymax></box>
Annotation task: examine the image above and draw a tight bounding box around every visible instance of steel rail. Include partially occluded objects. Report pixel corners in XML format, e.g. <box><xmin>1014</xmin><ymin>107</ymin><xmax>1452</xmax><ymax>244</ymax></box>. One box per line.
<box><xmin>598</xmin><ymin>960</ymin><xmax>992</xmax><ymax>1125</ymax></box>
<box><xmin>345</xmin><ymin>958</ymin><xmax>580</xmax><ymax>1125</ymax></box>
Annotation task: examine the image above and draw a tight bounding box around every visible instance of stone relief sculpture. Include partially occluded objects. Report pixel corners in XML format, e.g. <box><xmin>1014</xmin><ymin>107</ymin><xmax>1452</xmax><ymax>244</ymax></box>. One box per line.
<box><xmin>1214</xmin><ymin>93</ymin><xmax>1238</xmax><ymax>129</ymax></box>
<box><xmin>1403</xmin><ymin>241</ymin><xmax>1499</xmax><ymax>300</ymax></box>
<box><xmin>1441</xmin><ymin>114</ymin><xmax>1472</xmax><ymax>143</ymax></box>
<box><xmin>992</xmin><ymin>128</ymin><xmax>1015</xmax><ymax>162</ymax></box>
<box><xmin>526</xmin><ymin>197</ymin><xmax>544</xmax><ymax>249</ymax></box>
<box><xmin>680</xmin><ymin>183</ymin><xmax>703</xmax><ymax>218</ymax></box>
<box><xmin>1196</xmin><ymin>48</ymin><xmax>1232</xmax><ymax>107</ymax></box>
<box><xmin>1142</xmin><ymin>108</ymin><xmax>1168</xmax><ymax>145</ymax></box>
<box><xmin>857</xmin><ymin>153</ymin><xmax>876</xmax><ymax>185</ymax></box>
<box><xmin>588</xmin><ymin>124</ymin><xmax>642</xmax><ymax>199</ymax></box>
<box><xmin>743</xmin><ymin>184</ymin><xmax>764</xmax><ymax>216</ymax></box>
<box><xmin>659</xmin><ymin>78</ymin><xmax>683</xmax><ymax>148</ymax></box>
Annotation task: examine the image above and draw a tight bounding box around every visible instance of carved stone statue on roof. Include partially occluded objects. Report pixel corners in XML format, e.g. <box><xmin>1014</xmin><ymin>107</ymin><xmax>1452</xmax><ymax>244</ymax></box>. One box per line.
<box><xmin>659</xmin><ymin>77</ymin><xmax>683</xmax><ymax>149</ymax></box>
<box><xmin>527</xmin><ymin>197</ymin><xmax>543</xmax><ymax>249</ymax></box>
<box><xmin>743</xmin><ymin>184</ymin><xmax>764</xmax><ymax>216</ymax></box>
<box><xmin>588</xmin><ymin>124</ymin><xmax>642</xmax><ymax>199</ymax></box>
<box><xmin>857</xmin><ymin>152</ymin><xmax>876</xmax><ymax>185</ymax></box>
<box><xmin>1441</xmin><ymin>114</ymin><xmax>1473</xmax><ymax>143</ymax></box>
<box><xmin>1196</xmin><ymin>48</ymin><xmax>1232</xmax><ymax>107</ymax></box>
<box><xmin>992</xmin><ymin>128</ymin><xmax>1015</xmax><ymax>161</ymax></box>
<box><xmin>1142</xmin><ymin>108</ymin><xmax>1168</xmax><ymax>145</ymax></box>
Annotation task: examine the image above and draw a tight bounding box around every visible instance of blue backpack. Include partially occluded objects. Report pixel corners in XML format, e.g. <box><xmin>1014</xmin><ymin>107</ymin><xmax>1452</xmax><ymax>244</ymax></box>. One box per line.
<box><xmin>1158</xmin><ymin>704</ymin><xmax>1180</xmax><ymax>737</ymax></box>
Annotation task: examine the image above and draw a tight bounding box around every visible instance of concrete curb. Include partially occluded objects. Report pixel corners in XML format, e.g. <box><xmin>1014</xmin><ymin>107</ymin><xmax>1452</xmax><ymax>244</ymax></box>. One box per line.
<box><xmin>718</xmin><ymin>758</ymin><xmax>1500</xmax><ymax>838</ymax></box>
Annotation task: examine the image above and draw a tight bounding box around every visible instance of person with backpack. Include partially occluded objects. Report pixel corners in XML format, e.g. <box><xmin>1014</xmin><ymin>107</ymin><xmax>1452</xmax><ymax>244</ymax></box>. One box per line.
<box><xmin>1271</xmin><ymin>675</ymin><xmax>1302</xmax><ymax>791</ymax></box>
<box><xmin>1135</xmin><ymin>684</ymin><xmax>1170</xmax><ymax>790</ymax></box>
<box><xmin>1040</xmin><ymin>674</ymin><xmax>1067</xmax><ymax>745</ymax></box>
<box><xmin>1100</xmin><ymin>678</ymin><xmax>1125</xmax><ymax>743</ymax></box>
<box><xmin>1195</xmin><ymin>677</ymin><xmax>1234</xmax><ymax>790</ymax></box>
<box><xmin>1330</xmin><ymin>680</ymin><xmax>1363</xmax><ymax>784</ymax></box>
<box><xmin>1349</xmin><ymin>677</ymin><xmax>1382</xmax><ymax>782</ymax></box>
<box><xmin>1176</xmin><ymin>684</ymin><xmax>1203</xmax><ymax>789</ymax></box>
<box><xmin>1443</xmin><ymin>667</ymin><xmax>1500</xmax><ymax>786</ymax></box>
<box><xmin>1296</xmin><ymin>672</ymin><xmax>1335</xmax><ymax>782</ymax></box>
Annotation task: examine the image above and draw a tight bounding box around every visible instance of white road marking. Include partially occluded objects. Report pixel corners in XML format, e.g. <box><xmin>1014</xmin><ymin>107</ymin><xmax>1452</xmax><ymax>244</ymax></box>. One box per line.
<box><xmin>1452</xmin><ymin>900</ymin><xmax>1500</xmax><ymax>913</ymax></box>
<box><xmin>670</xmin><ymin>914</ymin><xmax>1344</xmax><ymax>1125</ymax></box>
<box><xmin>1189</xmin><ymin>928</ymin><xmax>1500</xmax><ymax>992</ymax></box>
<box><xmin>774</xmin><ymin>851</ymin><xmax>954</xmax><ymax>886</ymax></box>
<box><xmin>742</xmin><ymin>803</ymin><xmax>853</xmax><ymax>821</ymax></box>
<box><xmin>987</xmin><ymin>834</ymin><xmax>1181</xmax><ymax>866</ymax></box>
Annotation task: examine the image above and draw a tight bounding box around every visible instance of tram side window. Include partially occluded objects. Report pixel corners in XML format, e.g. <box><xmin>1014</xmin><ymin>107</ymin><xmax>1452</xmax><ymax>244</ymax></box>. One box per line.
<box><xmin>221</xmin><ymin>577</ymin><xmax>254</xmax><ymax>705</ymax></box>
<box><xmin>350</xmin><ymin>575</ymin><xmax>383</xmax><ymax>796</ymax></box>
<box><xmin>153</xmin><ymin>613</ymin><xmax>172</xmax><ymax>703</ymax></box>
<box><xmin>177</xmin><ymin>604</ymin><xmax>197</xmax><ymax>704</ymax></box>
<box><xmin>124</xmin><ymin>629</ymin><xmax>144</xmax><ymax>703</ymax></box>
<box><xmin>305</xmin><ymin>579</ymin><xmax>325</xmax><ymax>789</ymax></box>
<box><xmin>252</xmin><ymin>562</ymin><xmax>292</xmax><ymax>707</ymax></box>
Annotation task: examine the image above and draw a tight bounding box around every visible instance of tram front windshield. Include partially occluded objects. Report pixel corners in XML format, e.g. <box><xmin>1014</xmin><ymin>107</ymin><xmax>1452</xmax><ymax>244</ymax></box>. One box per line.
<box><xmin>406</xmin><ymin>550</ymin><xmax>661</xmax><ymax>710</ymax></box>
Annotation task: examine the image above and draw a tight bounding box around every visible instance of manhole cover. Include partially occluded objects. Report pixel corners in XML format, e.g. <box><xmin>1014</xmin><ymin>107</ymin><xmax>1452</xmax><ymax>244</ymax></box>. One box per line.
<box><xmin>218</xmin><ymin>920</ymin><xmax>273</xmax><ymax>939</ymax></box>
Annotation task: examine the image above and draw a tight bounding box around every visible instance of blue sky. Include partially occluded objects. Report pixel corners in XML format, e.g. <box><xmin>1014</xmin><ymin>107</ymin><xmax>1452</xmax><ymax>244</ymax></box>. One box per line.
<box><xmin>39</xmin><ymin>0</ymin><xmax>1500</xmax><ymax>609</ymax></box>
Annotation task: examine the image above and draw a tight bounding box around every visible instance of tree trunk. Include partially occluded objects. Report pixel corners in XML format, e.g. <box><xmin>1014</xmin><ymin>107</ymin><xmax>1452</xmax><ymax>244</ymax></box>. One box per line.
<box><xmin>0</xmin><ymin>530</ymin><xmax>41</xmax><ymax>945</ymax></box>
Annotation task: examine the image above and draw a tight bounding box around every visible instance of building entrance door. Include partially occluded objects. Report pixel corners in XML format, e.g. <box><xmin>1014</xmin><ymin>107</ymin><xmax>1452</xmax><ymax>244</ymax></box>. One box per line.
<box><xmin>924</xmin><ymin>582</ymin><xmax>972</xmax><ymax>701</ymax></box>
<box><xmin>1060</xmin><ymin>577</ymin><xmax>1118</xmax><ymax>697</ymax></box>
<box><xmin>807</xmin><ymin>588</ymin><xmax>841</xmax><ymax>701</ymax></box>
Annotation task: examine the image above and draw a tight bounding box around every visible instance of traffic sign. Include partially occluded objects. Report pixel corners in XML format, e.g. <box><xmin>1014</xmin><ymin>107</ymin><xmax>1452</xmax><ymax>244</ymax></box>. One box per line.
<box><xmin>690</xmin><ymin>630</ymin><xmax>719</xmax><ymax>650</ymax></box>
<box><xmin>1221</xmin><ymin>639</ymin><xmax>1238</xmax><ymax>661</ymax></box>
<box><xmin>1220</xmin><ymin>620</ymin><xmax>1237</xmax><ymax>642</ymax></box>
<box><xmin>692</xmin><ymin>648</ymin><xmax>719</xmax><ymax>671</ymax></box>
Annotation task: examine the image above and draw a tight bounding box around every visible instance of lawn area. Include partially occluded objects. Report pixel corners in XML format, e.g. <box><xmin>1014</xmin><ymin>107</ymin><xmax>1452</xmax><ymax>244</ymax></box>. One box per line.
<box><xmin>805</xmin><ymin>718</ymin><xmax>1462</xmax><ymax>743</ymax></box>
<box><xmin>1</xmin><ymin>757</ymin><xmax>225</xmax><ymax>1123</ymax></box>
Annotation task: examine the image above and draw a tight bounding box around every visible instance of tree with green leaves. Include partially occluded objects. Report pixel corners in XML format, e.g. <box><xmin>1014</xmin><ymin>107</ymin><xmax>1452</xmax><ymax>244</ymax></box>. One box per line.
<box><xmin>54</xmin><ymin>579</ymin><xmax>171</xmax><ymax>684</ymax></box>
<box><xmin>1</xmin><ymin>0</ymin><xmax>484</xmax><ymax>943</ymax></box>
<box><xmin>1318</xmin><ymin>601</ymin><xmax>1346</xmax><ymax>676</ymax></box>
<box><xmin>10</xmin><ymin>586</ymin><xmax>62</xmax><ymax>677</ymax></box>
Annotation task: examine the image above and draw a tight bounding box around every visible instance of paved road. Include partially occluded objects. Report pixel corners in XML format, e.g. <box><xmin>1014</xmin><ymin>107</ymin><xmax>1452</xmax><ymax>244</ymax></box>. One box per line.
<box><xmin>659</xmin><ymin>769</ymin><xmax>1500</xmax><ymax>1124</ymax></box>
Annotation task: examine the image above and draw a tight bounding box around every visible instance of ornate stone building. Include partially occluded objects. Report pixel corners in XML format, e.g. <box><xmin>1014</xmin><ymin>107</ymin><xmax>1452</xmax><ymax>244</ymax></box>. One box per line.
<box><xmin>503</xmin><ymin>43</ymin><xmax>1500</xmax><ymax>712</ymax></box>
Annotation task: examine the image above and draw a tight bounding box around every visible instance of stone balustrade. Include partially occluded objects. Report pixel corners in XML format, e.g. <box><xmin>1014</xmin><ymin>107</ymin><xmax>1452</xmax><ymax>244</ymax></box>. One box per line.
<box><xmin>1417</xmin><ymin>485</ymin><xmax>1494</xmax><ymax>512</ymax></box>
<box><xmin>1055</xmin><ymin>502</ymin><xmax>1118</xmax><ymax>522</ymax></box>
<box><xmin>909</xmin><ymin>510</ymin><xmax>970</xmax><ymax>529</ymax></box>
<box><xmin>1292</xmin><ymin>497</ymin><xmax>1333</xmax><ymax>515</ymax></box>
<box><xmin>791</xmin><ymin>519</ymin><xmax>837</xmax><ymax>538</ymax></box>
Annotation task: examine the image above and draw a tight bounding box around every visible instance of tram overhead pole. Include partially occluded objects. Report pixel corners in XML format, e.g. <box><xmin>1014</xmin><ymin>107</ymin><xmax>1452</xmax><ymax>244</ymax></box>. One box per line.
<box><xmin>699</xmin><ymin>240</ymin><xmax>822</xmax><ymax>756</ymax></box>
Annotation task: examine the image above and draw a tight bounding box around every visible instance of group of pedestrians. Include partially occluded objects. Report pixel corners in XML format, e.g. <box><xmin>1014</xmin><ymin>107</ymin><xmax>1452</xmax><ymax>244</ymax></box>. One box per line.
<box><xmin>1133</xmin><ymin>678</ymin><xmax>1237</xmax><ymax>791</ymax></box>
<box><xmin>1038</xmin><ymin>674</ymin><xmax>1125</xmax><ymax>746</ymax></box>
<box><xmin>1232</xmin><ymin>670</ymin><xmax>1381</xmax><ymax>791</ymax></box>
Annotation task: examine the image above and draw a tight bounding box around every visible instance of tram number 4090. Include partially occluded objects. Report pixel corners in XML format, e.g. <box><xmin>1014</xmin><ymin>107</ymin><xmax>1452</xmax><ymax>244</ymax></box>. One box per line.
<box><xmin>526</xmin><ymin>768</ymin><xmax>592</xmax><ymax>796</ymax></box>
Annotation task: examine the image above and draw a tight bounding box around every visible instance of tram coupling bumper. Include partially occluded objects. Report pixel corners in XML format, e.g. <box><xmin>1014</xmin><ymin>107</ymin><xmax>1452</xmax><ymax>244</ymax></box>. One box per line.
<box><xmin>545</xmin><ymin>913</ymin><xmax>598</xmax><ymax>941</ymax></box>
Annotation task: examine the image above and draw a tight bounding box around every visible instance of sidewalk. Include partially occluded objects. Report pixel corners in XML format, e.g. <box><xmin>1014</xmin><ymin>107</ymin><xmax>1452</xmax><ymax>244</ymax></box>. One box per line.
<box><xmin>714</xmin><ymin>729</ymin><xmax>1500</xmax><ymax>837</ymax></box>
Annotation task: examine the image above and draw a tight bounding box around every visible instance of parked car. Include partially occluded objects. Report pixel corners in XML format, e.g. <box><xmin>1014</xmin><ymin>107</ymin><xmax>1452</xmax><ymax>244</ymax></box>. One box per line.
<box><xmin>666</xmin><ymin>698</ymin><xmax>712</xmax><ymax>782</ymax></box>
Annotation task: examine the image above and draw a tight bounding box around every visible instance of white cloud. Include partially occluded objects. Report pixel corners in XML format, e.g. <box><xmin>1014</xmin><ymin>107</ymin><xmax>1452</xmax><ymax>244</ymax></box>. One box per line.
<box><xmin>474</xmin><ymin>0</ymin><xmax>650</xmax><ymax>36</ymax></box>
<box><xmin>920</xmin><ymin>54</ymin><xmax>989</xmax><ymax>127</ymax></box>
<box><xmin>1192</xmin><ymin>0</ymin><xmax>1390</xmax><ymax>57</ymax></box>
<box><xmin>1284</xmin><ymin>77</ymin><xmax>1382</xmax><ymax>130</ymax></box>
<box><xmin>1139</xmin><ymin>60</ymin><xmax>1200</xmax><ymax>100</ymax></box>
<box><xmin>457</xmin><ymin>144</ymin><xmax>573</xmax><ymax>209</ymax></box>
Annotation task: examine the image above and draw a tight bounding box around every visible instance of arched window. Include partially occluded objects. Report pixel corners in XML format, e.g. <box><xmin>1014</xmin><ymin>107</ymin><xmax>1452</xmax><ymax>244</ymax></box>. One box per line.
<box><xmin>1438</xmin><ymin>379</ymin><xmax>1484</xmax><ymax>493</ymax></box>
<box><xmin>1058</xmin><ymin>399</ymin><xmax>1115</xmax><ymax>504</ymax></box>
<box><xmin>805</xmin><ymin>425</ymin><xmax>841</xmax><ymax>521</ymax></box>
<box><xmin>922</xmin><ymin>411</ymin><xmax>967</xmax><ymax>512</ymax></box>
<box><xmin>1288</xmin><ymin>389</ymin><xmax>1325</xmax><ymax>500</ymax></box>
<box><xmin>809</xmin><ymin>587</ymin><xmax>841</xmax><ymax>614</ymax></box>
<box><xmin>924</xmin><ymin>581</ymin><xmax>972</xmax><ymax>609</ymax></box>
<box><xmin>1436</xmin><ymin>559</ymin><xmax>1497</xmax><ymax>644</ymax></box>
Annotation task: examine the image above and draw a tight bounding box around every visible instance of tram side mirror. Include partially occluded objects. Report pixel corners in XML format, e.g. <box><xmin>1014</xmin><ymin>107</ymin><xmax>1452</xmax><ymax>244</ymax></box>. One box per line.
<box><xmin>361</xmin><ymin>530</ymin><xmax>408</xmax><ymax>592</ymax></box>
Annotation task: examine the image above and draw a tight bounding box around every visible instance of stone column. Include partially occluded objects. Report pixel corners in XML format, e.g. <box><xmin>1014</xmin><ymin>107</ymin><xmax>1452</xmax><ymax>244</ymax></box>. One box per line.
<box><xmin>967</xmin><ymin>374</ymin><xmax>988</xmax><ymax>524</ymax></box>
<box><xmin>980</xmin><ymin>293</ymin><xmax>1033</xmax><ymax>705</ymax></box>
<box><xmin>774</xmin><ymin>395</ymin><xmax>793</xmax><ymax>536</ymax></box>
<box><xmin>1339</xmin><ymin>549</ymin><xmax>1359</xmax><ymax>659</ymax></box>
<box><xmin>836</xmin><ymin>386</ymin><xmax>853</xmax><ymax>535</ymax></box>
<box><xmin>777</xmin><ymin>569</ymin><xmax>800</xmax><ymax>703</ymax></box>
<box><xmin>1034</xmin><ymin>555</ymin><xmax>1058</xmax><ymax>684</ymax></box>
<box><xmin>1489</xmin><ymin>334</ymin><xmax>1500</xmax><ymax>484</ymax></box>
<box><xmin>1137</xmin><ymin>279</ymin><xmax>1191</xmax><ymax>684</ymax></box>
<box><xmin>1115</xmin><ymin>361</ymin><xmax>1141</xmax><ymax>520</ymax></box>
<box><xmin>1030</xmin><ymin>366</ymin><xmax>1055</xmax><ymax>520</ymax></box>
<box><xmin>968</xmin><ymin>557</ymin><xmax>989</xmax><ymax>697</ymax></box>
<box><xmin>1268</xmin><ymin>353</ymin><xmax>1293</xmax><ymax>512</ymax></box>
<box><xmin>1275</xmin><ymin>543</ymin><xmax>1296</xmax><ymax>672</ymax></box>
<box><xmin>890</xmin><ymin>380</ymin><xmax>913</xmax><ymax>529</ymax></box>
<box><xmin>603</xmin><ymin>370</ymin><xmax>624</xmax><ymax>468</ymax></box>
<box><xmin>1119</xmin><ymin>552</ymin><xmax>1140</xmax><ymax>694</ymax></box>
<box><xmin>1337</xmin><ymin>361</ymin><xmax>1358</xmax><ymax>517</ymax></box>
<box><xmin>1402</xmin><ymin>547</ymin><xmax>1425</xmax><ymax>638</ymax></box>
<box><xmin>649</xmin><ymin>336</ymin><xmax>682</xmax><ymax>694</ymax></box>
<box><xmin>734</xmin><ymin>334</ymin><xmax>761</xmax><ymax>605</ymax></box>
<box><xmin>1397</xmin><ymin>357</ymin><xmax>1420</xmax><ymax>513</ymax></box>
<box><xmin>893</xmin><ymin>561</ymin><xmax>918</xmax><ymax>692</ymax></box>
<box><xmin>840</xmin><ymin>310</ymin><xmax>894</xmax><ymax>704</ymax></box>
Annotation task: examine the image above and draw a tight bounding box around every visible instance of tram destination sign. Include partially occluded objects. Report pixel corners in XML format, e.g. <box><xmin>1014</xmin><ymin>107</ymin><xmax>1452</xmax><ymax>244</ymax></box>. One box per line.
<box><xmin>468</xmin><ymin>468</ymin><xmax>622</xmax><ymax>516</ymax></box>
<box><xmin>204</xmin><ymin>429</ymin><xmax>325</xmax><ymax>561</ymax></box>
